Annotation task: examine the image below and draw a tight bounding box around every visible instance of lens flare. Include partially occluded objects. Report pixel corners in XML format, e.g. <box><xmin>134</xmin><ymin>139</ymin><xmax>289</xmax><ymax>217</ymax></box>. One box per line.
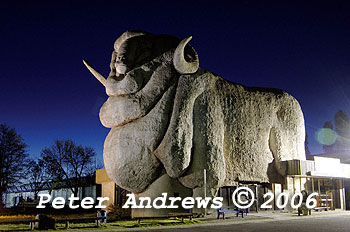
<box><xmin>316</xmin><ymin>128</ymin><xmax>337</xmax><ymax>146</ymax></box>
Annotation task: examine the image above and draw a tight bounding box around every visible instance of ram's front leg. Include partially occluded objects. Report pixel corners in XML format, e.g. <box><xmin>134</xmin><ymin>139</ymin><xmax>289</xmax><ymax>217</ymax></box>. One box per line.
<box><xmin>269</xmin><ymin>127</ymin><xmax>288</xmax><ymax>176</ymax></box>
<box><xmin>154</xmin><ymin>72</ymin><xmax>210</xmax><ymax>178</ymax></box>
<box><xmin>179</xmin><ymin>92</ymin><xmax>226</xmax><ymax>213</ymax></box>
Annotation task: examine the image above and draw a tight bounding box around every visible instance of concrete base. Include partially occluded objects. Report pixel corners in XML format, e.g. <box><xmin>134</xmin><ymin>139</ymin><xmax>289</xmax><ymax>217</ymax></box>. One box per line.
<box><xmin>132</xmin><ymin>174</ymin><xmax>193</xmax><ymax>218</ymax></box>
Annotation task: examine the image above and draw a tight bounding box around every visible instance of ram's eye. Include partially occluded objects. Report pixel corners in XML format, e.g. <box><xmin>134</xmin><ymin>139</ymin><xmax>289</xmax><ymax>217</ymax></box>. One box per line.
<box><xmin>117</xmin><ymin>56</ymin><xmax>126</xmax><ymax>63</ymax></box>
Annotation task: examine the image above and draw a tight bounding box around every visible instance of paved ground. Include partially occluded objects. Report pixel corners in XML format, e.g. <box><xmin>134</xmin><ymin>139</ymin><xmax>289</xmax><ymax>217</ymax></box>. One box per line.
<box><xmin>86</xmin><ymin>210</ymin><xmax>350</xmax><ymax>232</ymax></box>
<box><xmin>141</xmin><ymin>215</ymin><xmax>350</xmax><ymax>232</ymax></box>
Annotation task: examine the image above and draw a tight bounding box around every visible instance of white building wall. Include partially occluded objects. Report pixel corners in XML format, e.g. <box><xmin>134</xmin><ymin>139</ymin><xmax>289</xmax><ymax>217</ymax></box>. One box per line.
<box><xmin>4</xmin><ymin>185</ymin><xmax>97</xmax><ymax>208</ymax></box>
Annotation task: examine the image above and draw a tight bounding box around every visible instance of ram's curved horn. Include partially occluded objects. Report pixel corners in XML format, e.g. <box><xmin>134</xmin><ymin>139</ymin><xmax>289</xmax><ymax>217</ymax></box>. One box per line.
<box><xmin>173</xmin><ymin>36</ymin><xmax>199</xmax><ymax>74</ymax></box>
<box><xmin>114</xmin><ymin>31</ymin><xmax>147</xmax><ymax>51</ymax></box>
<box><xmin>83</xmin><ymin>60</ymin><xmax>106</xmax><ymax>87</ymax></box>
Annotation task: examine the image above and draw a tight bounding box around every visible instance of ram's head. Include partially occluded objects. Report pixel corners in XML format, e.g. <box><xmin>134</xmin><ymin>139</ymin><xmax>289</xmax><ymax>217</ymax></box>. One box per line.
<box><xmin>84</xmin><ymin>31</ymin><xmax>199</xmax><ymax>128</ymax></box>
<box><xmin>84</xmin><ymin>31</ymin><xmax>198</xmax><ymax>93</ymax></box>
<box><xmin>83</xmin><ymin>31</ymin><xmax>200</xmax><ymax>192</ymax></box>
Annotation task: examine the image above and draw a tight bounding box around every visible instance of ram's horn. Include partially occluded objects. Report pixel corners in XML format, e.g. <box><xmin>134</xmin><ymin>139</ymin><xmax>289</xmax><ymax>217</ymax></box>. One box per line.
<box><xmin>83</xmin><ymin>60</ymin><xmax>107</xmax><ymax>86</ymax></box>
<box><xmin>173</xmin><ymin>36</ymin><xmax>199</xmax><ymax>74</ymax></box>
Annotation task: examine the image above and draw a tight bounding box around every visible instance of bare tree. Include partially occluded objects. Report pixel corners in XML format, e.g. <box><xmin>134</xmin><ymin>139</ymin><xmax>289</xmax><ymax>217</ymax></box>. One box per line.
<box><xmin>25</xmin><ymin>159</ymin><xmax>48</xmax><ymax>200</ymax></box>
<box><xmin>0</xmin><ymin>124</ymin><xmax>29</xmax><ymax>206</ymax></box>
<box><xmin>334</xmin><ymin>110</ymin><xmax>350</xmax><ymax>150</ymax></box>
<box><xmin>322</xmin><ymin>110</ymin><xmax>350</xmax><ymax>152</ymax></box>
<box><xmin>41</xmin><ymin>139</ymin><xmax>96</xmax><ymax>197</ymax></box>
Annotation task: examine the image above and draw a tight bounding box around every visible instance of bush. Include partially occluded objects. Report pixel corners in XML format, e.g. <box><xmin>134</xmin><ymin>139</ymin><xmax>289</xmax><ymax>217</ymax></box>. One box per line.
<box><xmin>107</xmin><ymin>204</ymin><xmax>131</xmax><ymax>220</ymax></box>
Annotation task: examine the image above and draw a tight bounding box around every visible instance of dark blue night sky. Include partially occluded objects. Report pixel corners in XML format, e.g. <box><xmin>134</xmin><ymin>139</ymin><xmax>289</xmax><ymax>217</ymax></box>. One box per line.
<box><xmin>1</xmin><ymin>0</ymin><xmax>350</xmax><ymax>162</ymax></box>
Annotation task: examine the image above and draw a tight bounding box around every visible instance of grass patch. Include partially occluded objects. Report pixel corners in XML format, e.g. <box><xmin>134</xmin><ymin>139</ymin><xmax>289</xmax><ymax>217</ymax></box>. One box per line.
<box><xmin>0</xmin><ymin>223</ymin><xmax>30</xmax><ymax>231</ymax></box>
<box><xmin>0</xmin><ymin>216</ymin><xmax>202</xmax><ymax>231</ymax></box>
<box><xmin>0</xmin><ymin>222</ymin><xmax>108</xmax><ymax>231</ymax></box>
<box><xmin>0</xmin><ymin>213</ymin><xmax>95</xmax><ymax>221</ymax></box>
<box><xmin>55</xmin><ymin>222</ymin><xmax>108</xmax><ymax>230</ymax></box>
<box><xmin>109</xmin><ymin>218</ymin><xmax>202</xmax><ymax>228</ymax></box>
<box><xmin>0</xmin><ymin>215</ymin><xmax>34</xmax><ymax>220</ymax></box>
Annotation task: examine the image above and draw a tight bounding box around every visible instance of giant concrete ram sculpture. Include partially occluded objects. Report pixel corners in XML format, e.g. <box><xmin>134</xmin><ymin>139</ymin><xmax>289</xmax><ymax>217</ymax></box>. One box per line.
<box><xmin>84</xmin><ymin>31</ymin><xmax>306</xmax><ymax>199</ymax></box>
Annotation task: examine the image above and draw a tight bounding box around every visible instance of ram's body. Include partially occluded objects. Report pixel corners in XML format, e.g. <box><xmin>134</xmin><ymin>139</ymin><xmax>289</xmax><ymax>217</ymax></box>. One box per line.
<box><xmin>84</xmin><ymin>31</ymin><xmax>306</xmax><ymax>198</ymax></box>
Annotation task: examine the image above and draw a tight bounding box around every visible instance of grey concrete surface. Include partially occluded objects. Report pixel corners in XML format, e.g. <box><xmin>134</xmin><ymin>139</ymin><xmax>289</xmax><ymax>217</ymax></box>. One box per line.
<box><xmin>95</xmin><ymin>210</ymin><xmax>350</xmax><ymax>232</ymax></box>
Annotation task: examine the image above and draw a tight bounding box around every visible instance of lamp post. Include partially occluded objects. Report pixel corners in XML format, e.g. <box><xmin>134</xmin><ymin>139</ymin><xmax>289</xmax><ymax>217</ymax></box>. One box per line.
<box><xmin>204</xmin><ymin>169</ymin><xmax>207</xmax><ymax>216</ymax></box>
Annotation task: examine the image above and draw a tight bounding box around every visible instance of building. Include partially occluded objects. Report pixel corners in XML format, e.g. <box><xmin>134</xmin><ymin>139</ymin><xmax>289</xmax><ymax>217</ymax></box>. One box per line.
<box><xmin>95</xmin><ymin>169</ymin><xmax>129</xmax><ymax>208</ymax></box>
<box><xmin>96</xmin><ymin>156</ymin><xmax>350</xmax><ymax>216</ymax></box>
<box><xmin>3</xmin><ymin>176</ymin><xmax>100</xmax><ymax>208</ymax></box>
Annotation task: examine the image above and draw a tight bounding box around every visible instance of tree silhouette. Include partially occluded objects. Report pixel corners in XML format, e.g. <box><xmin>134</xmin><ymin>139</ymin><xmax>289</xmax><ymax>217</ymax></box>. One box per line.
<box><xmin>0</xmin><ymin>124</ymin><xmax>29</xmax><ymax>206</ymax></box>
<box><xmin>322</xmin><ymin>120</ymin><xmax>335</xmax><ymax>153</ymax></box>
<box><xmin>25</xmin><ymin>159</ymin><xmax>48</xmax><ymax>200</ymax></box>
<box><xmin>41</xmin><ymin>139</ymin><xmax>96</xmax><ymax>197</ymax></box>
<box><xmin>321</xmin><ymin>110</ymin><xmax>350</xmax><ymax>153</ymax></box>
<box><xmin>334</xmin><ymin>110</ymin><xmax>350</xmax><ymax>151</ymax></box>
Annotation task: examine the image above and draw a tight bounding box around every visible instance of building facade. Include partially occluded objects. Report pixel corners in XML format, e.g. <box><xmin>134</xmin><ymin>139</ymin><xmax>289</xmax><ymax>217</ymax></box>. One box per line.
<box><xmin>3</xmin><ymin>176</ymin><xmax>100</xmax><ymax>208</ymax></box>
<box><xmin>96</xmin><ymin>156</ymin><xmax>350</xmax><ymax>217</ymax></box>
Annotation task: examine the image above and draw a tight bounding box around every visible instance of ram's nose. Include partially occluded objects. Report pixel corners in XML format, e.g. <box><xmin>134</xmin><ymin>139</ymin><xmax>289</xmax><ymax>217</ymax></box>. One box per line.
<box><xmin>115</xmin><ymin>62</ymin><xmax>128</xmax><ymax>74</ymax></box>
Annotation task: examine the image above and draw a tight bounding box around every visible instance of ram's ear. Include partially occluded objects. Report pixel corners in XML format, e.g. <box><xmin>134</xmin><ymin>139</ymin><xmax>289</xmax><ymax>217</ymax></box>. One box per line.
<box><xmin>154</xmin><ymin>74</ymin><xmax>206</xmax><ymax>178</ymax></box>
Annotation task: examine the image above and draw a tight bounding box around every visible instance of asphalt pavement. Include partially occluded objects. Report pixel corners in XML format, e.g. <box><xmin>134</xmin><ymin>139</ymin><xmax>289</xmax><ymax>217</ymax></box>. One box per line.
<box><xmin>83</xmin><ymin>210</ymin><xmax>350</xmax><ymax>232</ymax></box>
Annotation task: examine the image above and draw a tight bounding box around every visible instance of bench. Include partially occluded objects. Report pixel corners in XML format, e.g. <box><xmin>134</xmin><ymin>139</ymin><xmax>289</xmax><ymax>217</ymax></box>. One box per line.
<box><xmin>313</xmin><ymin>207</ymin><xmax>330</xmax><ymax>212</ymax></box>
<box><xmin>168</xmin><ymin>212</ymin><xmax>194</xmax><ymax>222</ymax></box>
<box><xmin>217</xmin><ymin>206</ymin><xmax>248</xmax><ymax>219</ymax></box>
<box><xmin>135</xmin><ymin>212</ymin><xmax>194</xmax><ymax>224</ymax></box>
<box><xmin>56</xmin><ymin>216</ymin><xmax>107</xmax><ymax>229</ymax></box>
